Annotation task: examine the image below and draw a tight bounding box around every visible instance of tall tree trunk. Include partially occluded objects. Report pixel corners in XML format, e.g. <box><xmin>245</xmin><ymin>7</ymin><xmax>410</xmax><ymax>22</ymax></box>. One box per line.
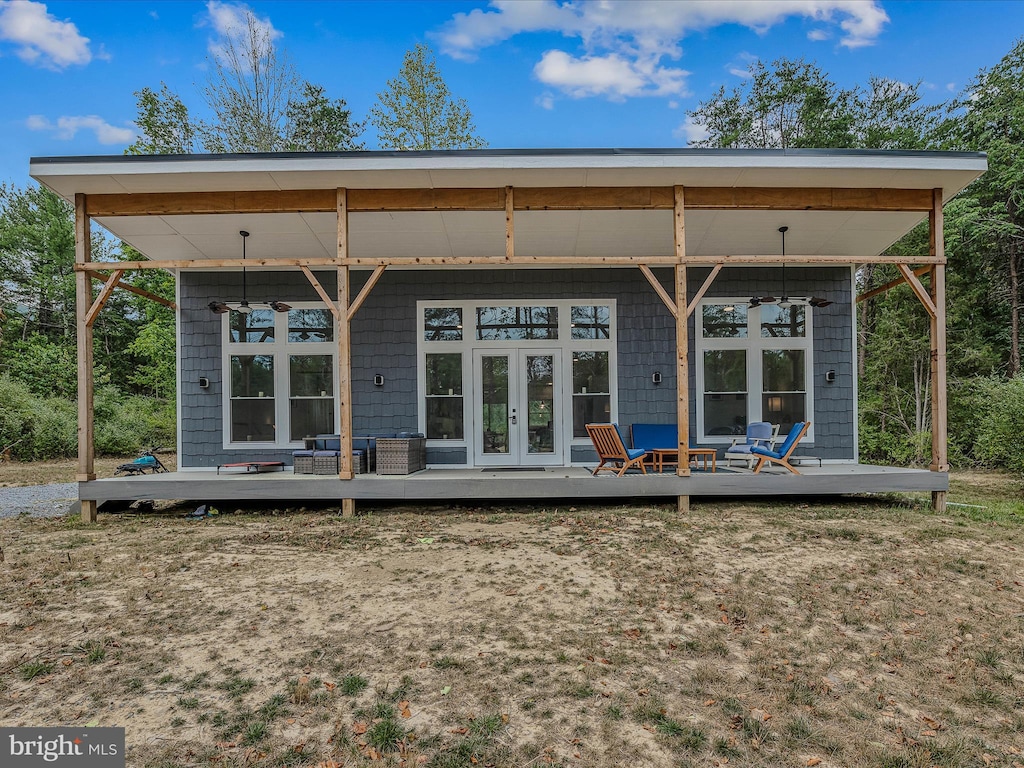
<box><xmin>1010</xmin><ymin>238</ymin><xmax>1020</xmax><ymax>376</ymax></box>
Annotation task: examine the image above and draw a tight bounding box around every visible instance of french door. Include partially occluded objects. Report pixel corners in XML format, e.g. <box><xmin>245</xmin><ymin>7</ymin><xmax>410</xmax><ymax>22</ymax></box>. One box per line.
<box><xmin>473</xmin><ymin>349</ymin><xmax>562</xmax><ymax>466</ymax></box>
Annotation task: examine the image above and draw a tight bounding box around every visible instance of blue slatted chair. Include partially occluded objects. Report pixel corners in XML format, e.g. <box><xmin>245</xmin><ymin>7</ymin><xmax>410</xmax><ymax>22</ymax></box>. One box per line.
<box><xmin>751</xmin><ymin>422</ymin><xmax>811</xmax><ymax>474</ymax></box>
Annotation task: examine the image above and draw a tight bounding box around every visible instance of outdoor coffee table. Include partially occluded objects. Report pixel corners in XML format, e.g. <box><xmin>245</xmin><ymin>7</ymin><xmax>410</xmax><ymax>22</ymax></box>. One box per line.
<box><xmin>649</xmin><ymin>448</ymin><xmax>716</xmax><ymax>473</ymax></box>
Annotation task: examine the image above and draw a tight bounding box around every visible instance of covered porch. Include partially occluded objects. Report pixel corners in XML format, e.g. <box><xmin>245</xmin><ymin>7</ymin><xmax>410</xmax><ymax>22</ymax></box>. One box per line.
<box><xmin>28</xmin><ymin>148</ymin><xmax>986</xmax><ymax>520</ymax></box>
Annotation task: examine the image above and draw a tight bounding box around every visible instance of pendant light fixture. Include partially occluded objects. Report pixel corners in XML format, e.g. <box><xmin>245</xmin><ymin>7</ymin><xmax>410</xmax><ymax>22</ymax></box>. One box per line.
<box><xmin>208</xmin><ymin>230</ymin><xmax>292</xmax><ymax>314</ymax></box>
<box><xmin>749</xmin><ymin>226</ymin><xmax>832</xmax><ymax>309</ymax></box>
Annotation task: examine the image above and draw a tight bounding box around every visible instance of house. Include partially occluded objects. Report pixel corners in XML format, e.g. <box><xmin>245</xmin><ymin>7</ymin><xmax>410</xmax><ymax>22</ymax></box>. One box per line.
<box><xmin>28</xmin><ymin>148</ymin><xmax>987</xmax><ymax>521</ymax></box>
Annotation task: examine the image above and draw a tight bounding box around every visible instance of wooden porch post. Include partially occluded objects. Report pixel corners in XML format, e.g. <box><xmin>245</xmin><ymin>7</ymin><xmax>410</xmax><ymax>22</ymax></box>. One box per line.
<box><xmin>337</xmin><ymin>188</ymin><xmax>355</xmax><ymax>517</ymax></box>
<box><xmin>929</xmin><ymin>188</ymin><xmax>949</xmax><ymax>512</ymax></box>
<box><xmin>674</xmin><ymin>186</ymin><xmax>690</xmax><ymax>513</ymax></box>
<box><xmin>74</xmin><ymin>193</ymin><xmax>97</xmax><ymax>523</ymax></box>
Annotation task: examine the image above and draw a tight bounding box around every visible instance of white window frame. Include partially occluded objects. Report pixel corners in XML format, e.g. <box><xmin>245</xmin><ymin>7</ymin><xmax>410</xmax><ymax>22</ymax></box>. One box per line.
<box><xmin>417</xmin><ymin>299</ymin><xmax>618</xmax><ymax>463</ymax></box>
<box><xmin>695</xmin><ymin>298</ymin><xmax>814</xmax><ymax>443</ymax></box>
<box><xmin>221</xmin><ymin>301</ymin><xmax>338</xmax><ymax>449</ymax></box>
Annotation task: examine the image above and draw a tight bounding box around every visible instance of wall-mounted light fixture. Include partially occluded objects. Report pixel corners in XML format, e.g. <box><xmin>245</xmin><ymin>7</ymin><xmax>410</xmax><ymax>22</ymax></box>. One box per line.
<box><xmin>652</xmin><ymin>372</ymin><xmax>663</xmax><ymax>385</ymax></box>
<box><xmin>374</xmin><ymin>374</ymin><xmax>385</xmax><ymax>387</ymax></box>
<box><xmin>825</xmin><ymin>369</ymin><xmax>836</xmax><ymax>383</ymax></box>
<box><xmin>198</xmin><ymin>377</ymin><xmax>210</xmax><ymax>389</ymax></box>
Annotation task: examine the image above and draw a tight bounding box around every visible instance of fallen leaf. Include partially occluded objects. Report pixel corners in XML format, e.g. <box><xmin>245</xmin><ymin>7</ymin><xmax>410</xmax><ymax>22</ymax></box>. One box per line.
<box><xmin>352</xmin><ymin>721</ymin><xmax>368</xmax><ymax>735</ymax></box>
<box><xmin>806</xmin><ymin>759</ymin><xmax>821</xmax><ymax>767</ymax></box>
<box><xmin>324</xmin><ymin>682</ymin><xmax>336</xmax><ymax>691</ymax></box>
<box><xmin>441</xmin><ymin>685</ymin><xmax>452</xmax><ymax>696</ymax></box>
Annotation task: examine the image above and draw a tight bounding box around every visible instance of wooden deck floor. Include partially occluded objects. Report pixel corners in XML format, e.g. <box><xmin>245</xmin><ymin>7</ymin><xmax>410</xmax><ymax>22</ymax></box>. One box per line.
<box><xmin>82</xmin><ymin>463</ymin><xmax>947</xmax><ymax>504</ymax></box>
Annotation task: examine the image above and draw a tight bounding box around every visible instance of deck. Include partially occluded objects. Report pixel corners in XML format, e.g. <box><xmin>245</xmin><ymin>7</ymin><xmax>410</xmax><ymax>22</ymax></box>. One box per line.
<box><xmin>81</xmin><ymin>463</ymin><xmax>948</xmax><ymax>505</ymax></box>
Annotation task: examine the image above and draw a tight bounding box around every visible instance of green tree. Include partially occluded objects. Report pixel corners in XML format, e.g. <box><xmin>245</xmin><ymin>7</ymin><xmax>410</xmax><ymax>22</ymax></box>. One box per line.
<box><xmin>126</xmin><ymin>83</ymin><xmax>198</xmax><ymax>155</ymax></box>
<box><xmin>286</xmin><ymin>82</ymin><xmax>364</xmax><ymax>151</ymax></box>
<box><xmin>948</xmin><ymin>37</ymin><xmax>1024</xmax><ymax>376</ymax></box>
<box><xmin>199</xmin><ymin>9</ymin><xmax>300</xmax><ymax>153</ymax></box>
<box><xmin>370</xmin><ymin>43</ymin><xmax>486</xmax><ymax>150</ymax></box>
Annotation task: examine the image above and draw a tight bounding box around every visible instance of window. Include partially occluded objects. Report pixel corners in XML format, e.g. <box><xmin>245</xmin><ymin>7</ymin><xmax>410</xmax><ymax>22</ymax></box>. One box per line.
<box><xmin>572</xmin><ymin>351</ymin><xmax>610</xmax><ymax>437</ymax></box>
<box><xmin>476</xmin><ymin>306</ymin><xmax>558</xmax><ymax>340</ymax></box>
<box><xmin>696</xmin><ymin>300</ymin><xmax>812</xmax><ymax>441</ymax></box>
<box><xmin>222</xmin><ymin>303</ymin><xmax>336</xmax><ymax>447</ymax></box>
<box><xmin>425</xmin><ymin>353</ymin><xmax>464</xmax><ymax>439</ymax></box>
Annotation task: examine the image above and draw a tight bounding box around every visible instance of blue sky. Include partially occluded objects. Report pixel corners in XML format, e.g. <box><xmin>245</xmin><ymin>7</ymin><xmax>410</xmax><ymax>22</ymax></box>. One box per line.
<box><xmin>1</xmin><ymin>0</ymin><xmax>1022</xmax><ymax>187</ymax></box>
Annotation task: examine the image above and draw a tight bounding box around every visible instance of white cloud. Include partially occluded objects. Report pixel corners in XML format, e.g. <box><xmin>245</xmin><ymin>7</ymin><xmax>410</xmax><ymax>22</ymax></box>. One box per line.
<box><xmin>728</xmin><ymin>66</ymin><xmax>753</xmax><ymax>79</ymax></box>
<box><xmin>0</xmin><ymin>0</ymin><xmax>92</xmax><ymax>69</ymax></box>
<box><xmin>946</xmin><ymin>82</ymin><xmax>956</xmax><ymax>93</ymax></box>
<box><xmin>202</xmin><ymin>0</ymin><xmax>281</xmax><ymax>63</ymax></box>
<box><xmin>26</xmin><ymin>114</ymin><xmax>136</xmax><ymax>145</ymax></box>
<box><xmin>435</xmin><ymin>1</ymin><xmax>888</xmax><ymax>102</ymax></box>
<box><xmin>535</xmin><ymin>92</ymin><xmax>556</xmax><ymax>110</ymax></box>
<box><xmin>674</xmin><ymin>116</ymin><xmax>710</xmax><ymax>146</ymax></box>
<box><xmin>807</xmin><ymin>28</ymin><xmax>831</xmax><ymax>41</ymax></box>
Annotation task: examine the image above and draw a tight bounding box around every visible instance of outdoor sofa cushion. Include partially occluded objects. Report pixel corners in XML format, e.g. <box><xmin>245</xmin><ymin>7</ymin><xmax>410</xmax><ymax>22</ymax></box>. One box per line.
<box><xmin>630</xmin><ymin>423</ymin><xmax>678</xmax><ymax>451</ymax></box>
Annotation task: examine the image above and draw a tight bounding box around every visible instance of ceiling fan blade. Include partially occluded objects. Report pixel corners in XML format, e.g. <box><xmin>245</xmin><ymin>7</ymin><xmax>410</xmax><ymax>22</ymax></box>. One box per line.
<box><xmin>808</xmin><ymin>297</ymin><xmax>833</xmax><ymax>307</ymax></box>
<box><xmin>759</xmin><ymin>295</ymin><xmax>777</xmax><ymax>304</ymax></box>
<box><xmin>208</xmin><ymin>301</ymin><xmax>230</xmax><ymax>314</ymax></box>
<box><xmin>269</xmin><ymin>301</ymin><xmax>292</xmax><ymax>312</ymax></box>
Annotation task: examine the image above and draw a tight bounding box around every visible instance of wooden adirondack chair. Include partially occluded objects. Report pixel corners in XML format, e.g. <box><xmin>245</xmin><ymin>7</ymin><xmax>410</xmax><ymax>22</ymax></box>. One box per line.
<box><xmin>586</xmin><ymin>423</ymin><xmax>649</xmax><ymax>476</ymax></box>
<box><xmin>751</xmin><ymin>421</ymin><xmax>811</xmax><ymax>474</ymax></box>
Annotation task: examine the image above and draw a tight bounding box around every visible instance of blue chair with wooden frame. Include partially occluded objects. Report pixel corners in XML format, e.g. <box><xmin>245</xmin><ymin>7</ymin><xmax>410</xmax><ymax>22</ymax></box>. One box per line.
<box><xmin>586</xmin><ymin>423</ymin><xmax>648</xmax><ymax>476</ymax></box>
<box><xmin>751</xmin><ymin>422</ymin><xmax>811</xmax><ymax>475</ymax></box>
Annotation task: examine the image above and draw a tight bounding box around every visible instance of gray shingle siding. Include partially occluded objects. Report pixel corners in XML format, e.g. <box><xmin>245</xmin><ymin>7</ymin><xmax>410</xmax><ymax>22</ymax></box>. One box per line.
<box><xmin>178</xmin><ymin>267</ymin><xmax>854</xmax><ymax>467</ymax></box>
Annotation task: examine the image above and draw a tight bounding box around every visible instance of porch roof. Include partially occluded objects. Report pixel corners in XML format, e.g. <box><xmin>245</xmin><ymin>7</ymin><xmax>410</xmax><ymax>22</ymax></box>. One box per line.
<box><xmin>30</xmin><ymin>148</ymin><xmax>987</xmax><ymax>264</ymax></box>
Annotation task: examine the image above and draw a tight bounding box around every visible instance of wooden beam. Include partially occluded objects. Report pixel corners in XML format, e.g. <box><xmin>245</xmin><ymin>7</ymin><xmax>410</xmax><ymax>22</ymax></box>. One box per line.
<box><xmin>505</xmin><ymin>186</ymin><xmax>514</xmax><ymax>263</ymax></box>
<box><xmin>84</xmin><ymin>269</ymin><xmax>125</xmax><ymax>327</ymax></box>
<box><xmin>897</xmin><ymin>264</ymin><xmax>937</xmax><ymax>319</ymax></box>
<box><xmin>686</xmin><ymin>264</ymin><xmax>723</xmax><ymax>318</ymax></box>
<box><xmin>855</xmin><ymin>265</ymin><xmax>932</xmax><ymax>303</ymax></box>
<box><xmin>91</xmin><ymin>273</ymin><xmax>176</xmax><ymax>309</ymax></box>
<box><xmin>930</xmin><ymin>188</ymin><xmax>949</xmax><ymax>490</ymax></box>
<box><xmin>674</xmin><ymin>186</ymin><xmax>690</xmax><ymax>482</ymax></box>
<box><xmin>638</xmin><ymin>265</ymin><xmax>677</xmax><ymax>318</ymax></box>
<box><xmin>299</xmin><ymin>265</ymin><xmax>340</xmax><ymax>320</ymax></box>
<box><xmin>346</xmin><ymin>255</ymin><xmax>682</xmax><ymax>266</ymax></box>
<box><xmin>76</xmin><ymin>257</ymin><xmax>343</xmax><ymax>271</ymax></box>
<box><xmin>337</xmin><ymin>189</ymin><xmax>354</xmax><ymax>482</ymax></box>
<box><xmin>86</xmin><ymin>185</ymin><xmax>936</xmax><ymax>217</ymax></box>
<box><xmin>348</xmin><ymin>265</ymin><xmax>386</xmax><ymax>321</ymax></box>
<box><xmin>74</xmin><ymin>193</ymin><xmax>97</xmax><ymax>521</ymax></box>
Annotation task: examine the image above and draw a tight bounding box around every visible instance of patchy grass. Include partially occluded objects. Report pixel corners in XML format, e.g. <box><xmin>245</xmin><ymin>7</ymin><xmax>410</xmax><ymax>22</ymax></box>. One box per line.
<box><xmin>0</xmin><ymin>474</ymin><xmax>1022</xmax><ymax>766</ymax></box>
<box><xmin>0</xmin><ymin>454</ymin><xmax>178</xmax><ymax>487</ymax></box>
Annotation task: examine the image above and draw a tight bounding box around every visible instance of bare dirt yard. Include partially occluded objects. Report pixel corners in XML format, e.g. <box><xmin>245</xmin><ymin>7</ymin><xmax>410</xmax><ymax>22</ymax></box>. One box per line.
<box><xmin>1</xmin><ymin>475</ymin><xmax>1022</xmax><ymax>767</ymax></box>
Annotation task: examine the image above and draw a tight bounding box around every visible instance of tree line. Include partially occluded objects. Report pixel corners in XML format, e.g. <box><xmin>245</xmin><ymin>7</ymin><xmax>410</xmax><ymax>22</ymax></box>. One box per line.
<box><xmin>1</xmin><ymin>16</ymin><xmax>1023</xmax><ymax>474</ymax></box>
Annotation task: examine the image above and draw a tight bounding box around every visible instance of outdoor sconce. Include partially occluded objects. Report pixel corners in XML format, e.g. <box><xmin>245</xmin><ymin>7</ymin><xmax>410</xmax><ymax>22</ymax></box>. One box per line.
<box><xmin>198</xmin><ymin>377</ymin><xmax>210</xmax><ymax>389</ymax></box>
<box><xmin>652</xmin><ymin>372</ymin><xmax>663</xmax><ymax>385</ymax></box>
<box><xmin>374</xmin><ymin>374</ymin><xmax>385</xmax><ymax>387</ymax></box>
<box><xmin>825</xmin><ymin>369</ymin><xmax>836</xmax><ymax>383</ymax></box>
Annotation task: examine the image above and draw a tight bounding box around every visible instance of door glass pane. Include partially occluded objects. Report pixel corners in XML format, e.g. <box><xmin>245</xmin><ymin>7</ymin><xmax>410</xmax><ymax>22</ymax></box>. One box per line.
<box><xmin>230</xmin><ymin>309</ymin><xmax>274</xmax><ymax>343</ymax></box>
<box><xmin>526</xmin><ymin>355</ymin><xmax>554</xmax><ymax>454</ymax></box>
<box><xmin>287</xmin><ymin>308</ymin><xmax>334</xmax><ymax>342</ymax></box>
<box><xmin>703</xmin><ymin>350</ymin><xmax>747</xmax><ymax>436</ymax></box>
<box><xmin>426</xmin><ymin>398</ymin><xmax>464</xmax><ymax>440</ymax></box>
<box><xmin>761</xmin><ymin>305</ymin><xmax>805</xmax><ymax>338</ymax></box>
<box><xmin>480</xmin><ymin>356</ymin><xmax>509</xmax><ymax>454</ymax></box>
<box><xmin>703</xmin><ymin>304</ymin><xmax>747</xmax><ymax>338</ymax></box>
<box><xmin>476</xmin><ymin>306</ymin><xmax>558</xmax><ymax>340</ymax></box>
<box><xmin>424</xmin><ymin>307</ymin><xmax>463</xmax><ymax>341</ymax></box>
<box><xmin>571</xmin><ymin>305</ymin><xmax>611</xmax><ymax>339</ymax></box>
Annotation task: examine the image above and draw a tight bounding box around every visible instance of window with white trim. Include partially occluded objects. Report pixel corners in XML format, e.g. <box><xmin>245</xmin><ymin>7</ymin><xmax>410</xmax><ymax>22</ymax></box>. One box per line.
<box><xmin>696</xmin><ymin>300</ymin><xmax>812</xmax><ymax>441</ymax></box>
<box><xmin>222</xmin><ymin>303</ymin><xmax>337</xmax><ymax>446</ymax></box>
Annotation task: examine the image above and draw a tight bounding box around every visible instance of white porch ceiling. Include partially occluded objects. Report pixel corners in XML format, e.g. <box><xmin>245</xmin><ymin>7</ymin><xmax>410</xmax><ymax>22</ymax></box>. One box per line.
<box><xmin>31</xmin><ymin>149</ymin><xmax>987</xmax><ymax>264</ymax></box>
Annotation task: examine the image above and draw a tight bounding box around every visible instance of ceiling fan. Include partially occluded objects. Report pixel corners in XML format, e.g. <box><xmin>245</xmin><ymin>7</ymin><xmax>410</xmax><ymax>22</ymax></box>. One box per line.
<box><xmin>208</xmin><ymin>231</ymin><xmax>292</xmax><ymax>315</ymax></box>
<box><xmin>749</xmin><ymin>226</ymin><xmax>833</xmax><ymax>309</ymax></box>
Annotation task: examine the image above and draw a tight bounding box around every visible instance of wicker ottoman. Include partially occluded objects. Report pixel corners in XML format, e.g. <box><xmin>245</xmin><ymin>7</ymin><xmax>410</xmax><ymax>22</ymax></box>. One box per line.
<box><xmin>376</xmin><ymin>437</ymin><xmax>427</xmax><ymax>475</ymax></box>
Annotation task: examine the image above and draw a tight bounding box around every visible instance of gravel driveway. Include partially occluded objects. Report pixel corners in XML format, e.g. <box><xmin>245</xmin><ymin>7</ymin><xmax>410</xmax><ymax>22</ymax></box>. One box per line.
<box><xmin>0</xmin><ymin>483</ymin><xmax>78</xmax><ymax>519</ymax></box>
